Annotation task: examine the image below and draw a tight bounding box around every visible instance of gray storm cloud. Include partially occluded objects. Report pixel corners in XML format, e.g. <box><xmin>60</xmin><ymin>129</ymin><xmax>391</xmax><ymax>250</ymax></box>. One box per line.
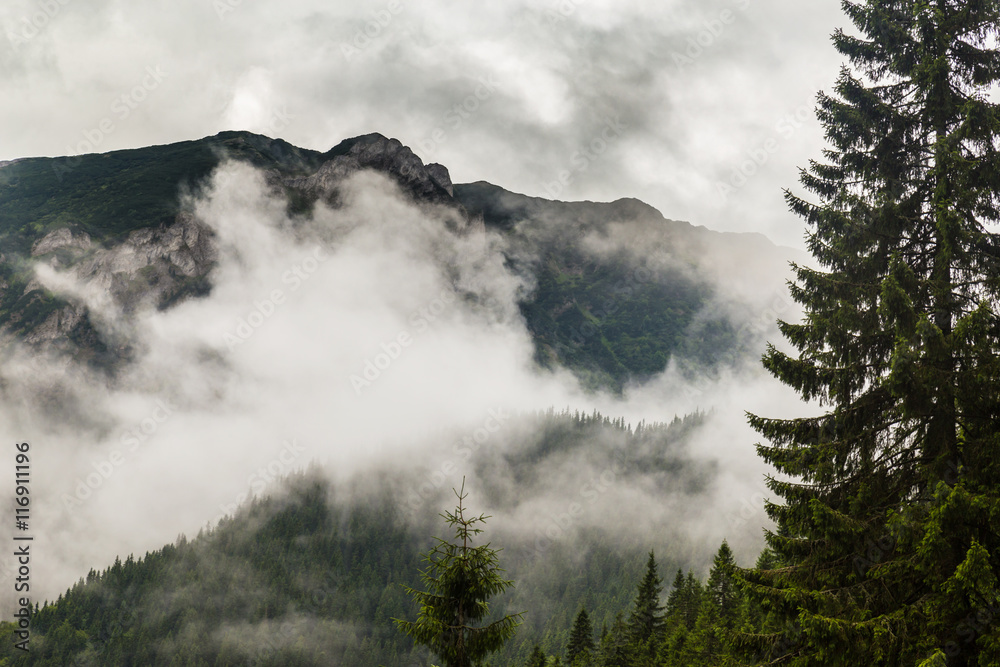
<box><xmin>1</xmin><ymin>0</ymin><xmax>846</xmax><ymax>248</ymax></box>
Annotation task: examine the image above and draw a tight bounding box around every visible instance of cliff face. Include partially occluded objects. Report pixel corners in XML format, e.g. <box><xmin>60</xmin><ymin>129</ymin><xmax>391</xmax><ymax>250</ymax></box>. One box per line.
<box><xmin>30</xmin><ymin>228</ymin><xmax>92</xmax><ymax>257</ymax></box>
<box><xmin>282</xmin><ymin>133</ymin><xmax>456</xmax><ymax>204</ymax></box>
<box><xmin>7</xmin><ymin>214</ymin><xmax>215</xmax><ymax>357</ymax></box>
<box><xmin>71</xmin><ymin>212</ymin><xmax>216</xmax><ymax>311</ymax></box>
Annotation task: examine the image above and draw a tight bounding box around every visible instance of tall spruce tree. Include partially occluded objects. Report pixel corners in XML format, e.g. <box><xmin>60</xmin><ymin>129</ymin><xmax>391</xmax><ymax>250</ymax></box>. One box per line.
<box><xmin>660</xmin><ymin>571</ymin><xmax>714</xmax><ymax>667</ymax></box>
<box><xmin>660</xmin><ymin>569</ymin><xmax>694</xmax><ymax>667</ymax></box>
<box><xmin>705</xmin><ymin>541</ymin><xmax>739</xmax><ymax>621</ymax></box>
<box><xmin>687</xmin><ymin>542</ymin><xmax>743</xmax><ymax>666</ymax></box>
<box><xmin>567</xmin><ymin>608</ymin><xmax>595</xmax><ymax>665</ymax></box>
<box><xmin>627</xmin><ymin>551</ymin><xmax>667</xmax><ymax>666</ymax></box>
<box><xmin>665</xmin><ymin>569</ymin><xmax>687</xmax><ymax>623</ymax></box>
<box><xmin>597</xmin><ymin>613</ymin><xmax>631</xmax><ymax>667</ymax></box>
<box><xmin>740</xmin><ymin>1</ymin><xmax>1000</xmax><ymax>665</ymax></box>
<box><xmin>628</xmin><ymin>551</ymin><xmax>667</xmax><ymax>645</ymax></box>
<box><xmin>395</xmin><ymin>480</ymin><xmax>523</xmax><ymax>667</ymax></box>
<box><xmin>680</xmin><ymin>572</ymin><xmax>704</xmax><ymax>631</ymax></box>
<box><xmin>527</xmin><ymin>644</ymin><xmax>547</xmax><ymax>667</ymax></box>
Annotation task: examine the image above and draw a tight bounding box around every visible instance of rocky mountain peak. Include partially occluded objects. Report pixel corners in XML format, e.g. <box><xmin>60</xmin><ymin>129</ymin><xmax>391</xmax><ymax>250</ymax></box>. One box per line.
<box><xmin>425</xmin><ymin>163</ymin><xmax>453</xmax><ymax>196</ymax></box>
<box><xmin>299</xmin><ymin>133</ymin><xmax>455</xmax><ymax>203</ymax></box>
<box><xmin>31</xmin><ymin>228</ymin><xmax>92</xmax><ymax>257</ymax></box>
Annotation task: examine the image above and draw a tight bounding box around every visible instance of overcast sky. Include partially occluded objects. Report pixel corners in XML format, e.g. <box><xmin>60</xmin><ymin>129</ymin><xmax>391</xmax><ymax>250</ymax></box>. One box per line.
<box><xmin>1</xmin><ymin>0</ymin><xmax>849</xmax><ymax>248</ymax></box>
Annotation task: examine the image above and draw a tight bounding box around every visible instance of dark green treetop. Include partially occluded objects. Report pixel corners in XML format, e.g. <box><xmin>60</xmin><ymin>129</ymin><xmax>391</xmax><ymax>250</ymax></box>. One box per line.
<box><xmin>704</xmin><ymin>540</ymin><xmax>739</xmax><ymax>620</ymax></box>
<box><xmin>741</xmin><ymin>1</ymin><xmax>1000</xmax><ymax>664</ymax></box>
<box><xmin>627</xmin><ymin>551</ymin><xmax>667</xmax><ymax>645</ymax></box>
<box><xmin>395</xmin><ymin>480</ymin><xmax>523</xmax><ymax>667</ymax></box>
<box><xmin>567</xmin><ymin>607</ymin><xmax>595</xmax><ymax>665</ymax></box>
<box><xmin>526</xmin><ymin>644</ymin><xmax>547</xmax><ymax>667</ymax></box>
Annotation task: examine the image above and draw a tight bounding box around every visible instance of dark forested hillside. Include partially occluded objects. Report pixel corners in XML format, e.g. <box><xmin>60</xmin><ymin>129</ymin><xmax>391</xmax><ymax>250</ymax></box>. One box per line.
<box><xmin>454</xmin><ymin>182</ymin><xmax>766</xmax><ymax>389</ymax></box>
<box><xmin>0</xmin><ymin>132</ymin><xmax>323</xmax><ymax>252</ymax></box>
<box><xmin>0</xmin><ymin>410</ymin><xmax>717</xmax><ymax>666</ymax></box>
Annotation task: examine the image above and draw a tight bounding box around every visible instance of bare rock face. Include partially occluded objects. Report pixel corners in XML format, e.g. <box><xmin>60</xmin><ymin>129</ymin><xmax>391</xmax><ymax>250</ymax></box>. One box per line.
<box><xmin>287</xmin><ymin>154</ymin><xmax>366</xmax><ymax>195</ymax></box>
<box><xmin>22</xmin><ymin>303</ymin><xmax>87</xmax><ymax>346</ymax></box>
<box><xmin>74</xmin><ymin>212</ymin><xmax>216</xmax><ymax>312</ymax></box>
<box><xmin>5</xmin><ymin>214</ymin><xmax>217</xmax><ymax>355</ymax></box>
<box><xmin>31</xmin><ymin>228</ymin><xmax>92</xmax><ymax>256</ymax></box>
<box><xmin>426</xmin><ymin>163</ymin><xmax>454</xmax><ymax>196</ymax></box>
<box><xmin>284</xmin><ymin>134</ymin><xmax>456</xmax><ymax>204</ymax></box>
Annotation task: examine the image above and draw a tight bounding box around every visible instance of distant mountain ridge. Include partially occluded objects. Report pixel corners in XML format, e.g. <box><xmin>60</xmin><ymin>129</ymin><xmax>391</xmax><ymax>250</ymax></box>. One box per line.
<box><xmin>0</xmin><ymin>130</ymin><xmax>796</xmax><ymax>389</ymax></box>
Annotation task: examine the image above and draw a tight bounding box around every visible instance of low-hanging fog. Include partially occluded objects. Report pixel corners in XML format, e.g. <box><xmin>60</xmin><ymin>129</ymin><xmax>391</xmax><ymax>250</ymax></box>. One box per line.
<box><xmin>0</xmin><ymin>160</ymin><xmax>811</xmax><ymax>608</ymax></box>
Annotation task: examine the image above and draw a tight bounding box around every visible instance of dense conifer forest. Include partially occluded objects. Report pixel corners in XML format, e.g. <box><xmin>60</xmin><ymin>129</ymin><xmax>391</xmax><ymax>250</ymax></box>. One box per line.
<box><xmin>1</xmin><ymin>1</ymin><xmax>998</xmax><ymax>666</ymax></box>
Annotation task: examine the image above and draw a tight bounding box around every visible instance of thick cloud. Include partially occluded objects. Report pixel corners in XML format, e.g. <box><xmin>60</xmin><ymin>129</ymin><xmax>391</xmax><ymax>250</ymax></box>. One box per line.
<box><xmin>0</xmin><ymin>0</ymin><xmax>848</xmax><ymax>248</ymax></box>
<box><xmin>0</xmin><ymin>160</ymin><xmax>809</xmax><ymax>606</ymax></box>
<box><xmin>0</xmin><ymin>0</ymin><xmax>848</xmax><ymax>604</ymax></box>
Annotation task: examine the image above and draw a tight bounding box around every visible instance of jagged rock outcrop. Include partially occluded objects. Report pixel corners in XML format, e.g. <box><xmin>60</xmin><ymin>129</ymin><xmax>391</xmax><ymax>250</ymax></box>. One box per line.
<box><xmin>31</xmin><ymin>228</ymin><xmax>93</xmax><ymax>256</ymax></box>
<box><xmin>0</xmin><ymin>132</ymin><xmax>480</xmax><ymax>361</ymax></box>
<box><xmin>283</xmin><ymin>134</ymin><xmax>457</xmax><ymax>205</ymax></box>
<box><xmin>74</xmin><ymin>212</ymin><xmax>216</xmax><ymax>312</ymax></box>
<box><xmin>22</xmin><ymin>303</ymin><xmax>87</xmax><ymax>346</ymax></box>
<box><xmin>425</xmin><ymin>163</ymin><xmax>454</xmax><ymax>196</ymax></box>
<box><xmin>2</xmin><ymin>213</ymin><xmax>216</xmax><ymax>355</ymax></box>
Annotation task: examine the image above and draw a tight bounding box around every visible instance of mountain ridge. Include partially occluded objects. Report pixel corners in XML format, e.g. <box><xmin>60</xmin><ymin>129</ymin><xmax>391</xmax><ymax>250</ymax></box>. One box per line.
<box><xmin>0</xmin><ymin>130</ymin><xmax>795</xmax><ymax>389</ymax></box>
